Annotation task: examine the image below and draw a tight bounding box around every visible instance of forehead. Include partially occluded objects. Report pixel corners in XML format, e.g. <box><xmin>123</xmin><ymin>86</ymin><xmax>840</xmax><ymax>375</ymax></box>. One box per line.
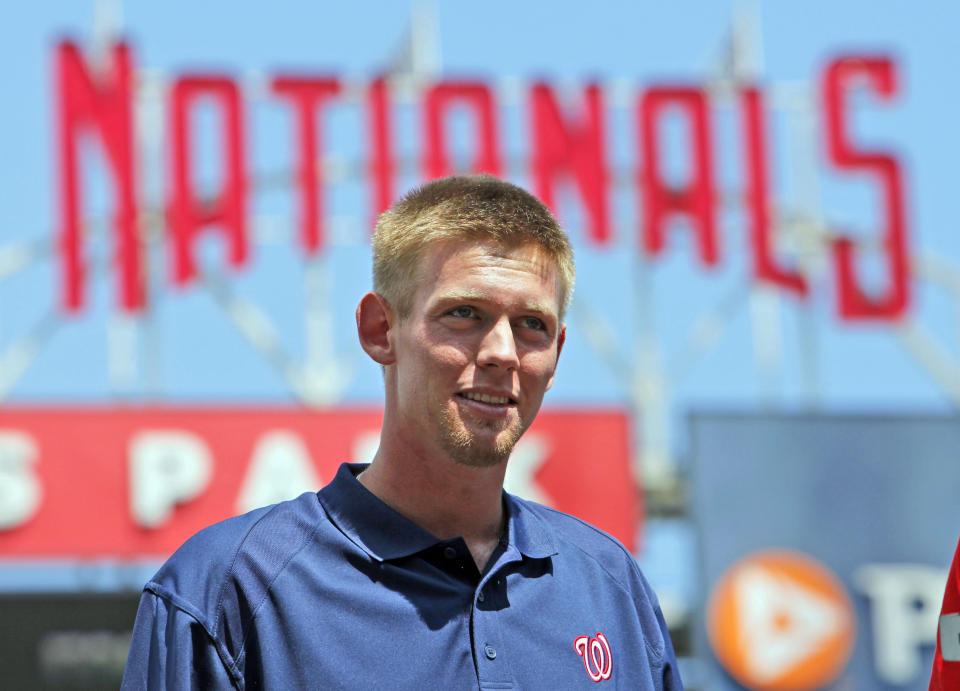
<box><xmin>415</xmin><ymin>240</ymin><xmax>561</xmax><ymax>310</ymax></box>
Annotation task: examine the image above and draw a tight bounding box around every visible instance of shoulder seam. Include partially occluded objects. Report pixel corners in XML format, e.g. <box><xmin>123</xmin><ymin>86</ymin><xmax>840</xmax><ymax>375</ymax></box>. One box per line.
<box><xmin>236</xmin><ymin>514</ymin><xmax>327</xmax><ymax>660</ymax></box>
<box><xmin>144</xmin><ymin>583</ymin><xmax>244</xmax><ymax>689</ymax></box>
<box><xmin>211</xmin><ymin>503</ymin><xmax>277</xmax><ymax>638</ymax></box>
<box><xmin>524</xmin><ymin>502</ymin><xmax>666</xmax><ymax>661</ymax></box>
<box><xmin>211</xmin><ymin>494</ymin><xmax>328</xmax><ymax>665</ymax></box>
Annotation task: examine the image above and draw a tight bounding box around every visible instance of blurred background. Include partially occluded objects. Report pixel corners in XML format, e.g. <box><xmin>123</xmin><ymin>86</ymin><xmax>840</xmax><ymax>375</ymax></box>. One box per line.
<box><xmin>1</xmin><ymin>1</ymin><xmax>958</xmax><ymax>688</ymax></box>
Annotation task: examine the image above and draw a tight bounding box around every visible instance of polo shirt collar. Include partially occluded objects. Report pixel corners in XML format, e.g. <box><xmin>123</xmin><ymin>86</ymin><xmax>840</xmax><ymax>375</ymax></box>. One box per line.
<box><xmin>318</xmin><ymin>462</ymin><xmax>558</xmax><ymax>562</ymax></box>
<box><xmin>503</xmin><ymin>493</ymin><xmax>558</xmax><ymax>559</ymax></box>
<box><xmin>319</xmin><ymin>463</ymin><xmax>440</xmax><ymax>561</ymax></box>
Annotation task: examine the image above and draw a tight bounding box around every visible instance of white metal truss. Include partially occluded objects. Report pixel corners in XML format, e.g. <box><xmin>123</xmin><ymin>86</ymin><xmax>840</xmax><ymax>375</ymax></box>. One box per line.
<box><xmin>2</xmin><ymin>0</ymin><xmax>959</xmax><ymax>500</ymax></box>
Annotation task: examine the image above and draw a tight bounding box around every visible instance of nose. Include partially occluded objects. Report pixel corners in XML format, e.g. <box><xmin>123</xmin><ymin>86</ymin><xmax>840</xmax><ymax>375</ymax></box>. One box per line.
<box><xmin>477</xmin><ymin>317</ymin><xmax>519</xmax><ymax>370</ymax></box>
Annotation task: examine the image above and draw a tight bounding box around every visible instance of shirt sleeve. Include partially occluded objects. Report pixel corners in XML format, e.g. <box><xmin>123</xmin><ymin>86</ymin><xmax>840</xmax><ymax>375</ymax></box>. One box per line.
<box><xmin>653</xmin><ymin>598</ymin><xmax>684</xmax><ymax>691</ymax></box>
<box><xmin>121</xmin><ymin>589</ymin><xmax>239</xmax><ymax>690</ymax></box>
<box><xmin>631</xmin><ymin>559</ymin><xmax>684</xmax><ymax>691</ymax></box>
<box><xmin>930</xmin><ymin>537</ymin><xmax>960</xmax><ymax>691</ymax></box>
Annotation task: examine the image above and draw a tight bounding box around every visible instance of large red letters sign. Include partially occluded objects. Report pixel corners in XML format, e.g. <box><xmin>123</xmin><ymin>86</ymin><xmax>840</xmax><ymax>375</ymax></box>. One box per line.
<box><xmin>55</xmin><ymin>41</ymin><xmax>910</xmax><ymax>321</ymax></box>
<box><xmin>0</xmin><ymin>407</ymin><xmax>638</xmax><ymax>558</ymax></box>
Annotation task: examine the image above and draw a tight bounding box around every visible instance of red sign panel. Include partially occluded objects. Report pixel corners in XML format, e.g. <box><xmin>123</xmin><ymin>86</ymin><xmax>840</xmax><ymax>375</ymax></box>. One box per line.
<box><xmin>0</xmin><ymin>407</ymin><xmax>638</xmax><ymax>559</ymax></box>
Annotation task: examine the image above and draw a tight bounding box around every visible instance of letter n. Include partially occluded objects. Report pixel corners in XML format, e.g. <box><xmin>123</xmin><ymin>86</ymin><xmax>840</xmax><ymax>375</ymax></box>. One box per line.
<box><xmin>56</xmin><ymin>41</ymin><xmax>142</xmax><ymax>312</ymax></box>
<box><xmin>530</xmin><ymin>83</ymin><xmax>610</xmax><ymax>245</ymax></box>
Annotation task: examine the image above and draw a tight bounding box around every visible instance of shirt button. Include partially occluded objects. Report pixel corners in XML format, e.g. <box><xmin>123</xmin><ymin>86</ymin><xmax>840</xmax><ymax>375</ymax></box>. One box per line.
<box><xmin>443</xmin><ymin>546</ymin><xmax>457</xmax><ymax>559</ymax></box>
<box><xmin>484</xmin><ymin>644</ymin><xmax>497</xmax><ymax>660</ymax></box>
<box><xmin>477</xmin><ymin>591</ymin><xmax>485</xmax><ymax>603</ymax></box>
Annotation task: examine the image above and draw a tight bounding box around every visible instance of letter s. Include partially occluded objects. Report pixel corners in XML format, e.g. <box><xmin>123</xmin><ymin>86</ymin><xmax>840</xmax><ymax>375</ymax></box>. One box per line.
<box><xmin>823</xmin><ymin>55</ymin><xmax>909</xmax><ymax>320</ymax></box>
<box><xmin>0</xmin><ymin>431</ymin><xmax>42</xmax><ymax>529</ymax></box>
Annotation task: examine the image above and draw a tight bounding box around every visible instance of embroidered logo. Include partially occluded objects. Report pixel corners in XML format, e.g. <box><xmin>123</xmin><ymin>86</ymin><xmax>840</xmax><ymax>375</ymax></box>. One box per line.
<box><xmin>574</xmin><ymin>632</ymin><xmax>612</xmax><ymax>682</ymax></box>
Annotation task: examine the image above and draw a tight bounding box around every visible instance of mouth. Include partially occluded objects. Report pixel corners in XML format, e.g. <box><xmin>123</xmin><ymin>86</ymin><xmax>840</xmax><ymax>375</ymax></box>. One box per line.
<box><xmin>456</xmin><ymin>391</ymin><xmax>517</xmax><ymax>407</ymax></box>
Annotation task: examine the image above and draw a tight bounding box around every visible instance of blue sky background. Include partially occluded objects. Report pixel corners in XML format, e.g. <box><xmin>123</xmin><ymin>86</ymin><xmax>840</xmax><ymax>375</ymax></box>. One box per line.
<box><xmin>3</xmin><ymin>1</ymin><xmax>959</xmax><ymax>420</ymax></box>
<box><xmin>2</xmin><ymin>2</ymin><xmax>959</xmax><ymax>414</ymax></box>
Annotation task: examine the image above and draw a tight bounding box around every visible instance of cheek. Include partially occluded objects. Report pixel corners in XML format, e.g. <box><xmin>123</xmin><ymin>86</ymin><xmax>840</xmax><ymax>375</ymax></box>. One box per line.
<box><xmin>435</xmin><ymin>346</ymin><xmax>471</xmax><ymax>369</ymax></box>
<box><xmin>421</xmin><ymin>332</ymin><xmax>474</xmax><ymax>370</ymax></box>
<box><xmin>519</xmin><ymin>351</ymin><xmax>559</xmax><ymax>385</ymax></box>
<box><xmin>407</xmin><ymin>340</ymin><xmax>472</xmax><ymax>395</ymax></box>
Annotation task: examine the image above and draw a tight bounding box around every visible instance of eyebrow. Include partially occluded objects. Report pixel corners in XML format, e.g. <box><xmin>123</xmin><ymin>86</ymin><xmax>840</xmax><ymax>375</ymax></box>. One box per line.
<box><xmin>436</xmin><ymin>291</ymin><xmax>557</xmax><ymax>318</ymax></box>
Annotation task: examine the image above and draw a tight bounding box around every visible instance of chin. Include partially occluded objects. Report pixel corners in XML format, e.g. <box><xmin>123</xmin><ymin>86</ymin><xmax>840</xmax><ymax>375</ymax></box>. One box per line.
<box><xmin>450</xmin><ymin>450</ymin><xmax>509</xmax><ymax>469</ymax></box>
<box><xmin>440</xmin><ymin>416</ymin><xmax>523</xmax><ymax>469</ymax></box>
<box><xmin>439</xmin><ymin>405</ymin><xmax>526</xmax><ymax>468</ymax></box>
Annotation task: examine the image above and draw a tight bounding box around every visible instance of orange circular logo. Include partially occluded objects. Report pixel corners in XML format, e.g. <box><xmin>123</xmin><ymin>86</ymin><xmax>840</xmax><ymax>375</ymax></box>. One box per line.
<box><xmin>706</xmin><ymin>550</ymin><xmax>856</xmax><ymax>691</ymax></box>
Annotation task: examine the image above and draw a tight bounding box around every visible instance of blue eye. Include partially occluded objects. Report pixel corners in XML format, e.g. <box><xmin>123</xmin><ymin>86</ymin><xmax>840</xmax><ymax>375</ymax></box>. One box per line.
<box><xmin>449</xmin><ymin>306</ymin><xmax>475</xmax><ymax>318</ymax></box>
<box><xmin>520</xmin><ymin>316</ymin><xmax>545</xmax><ymax>330</ymax></box>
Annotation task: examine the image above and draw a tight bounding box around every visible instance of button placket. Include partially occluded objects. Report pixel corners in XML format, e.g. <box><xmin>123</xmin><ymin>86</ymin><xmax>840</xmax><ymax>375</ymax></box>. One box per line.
<box><xmin>471</xmin><ymin>548</ymin><xmax>520</xmax><ymax>687</ymax></box>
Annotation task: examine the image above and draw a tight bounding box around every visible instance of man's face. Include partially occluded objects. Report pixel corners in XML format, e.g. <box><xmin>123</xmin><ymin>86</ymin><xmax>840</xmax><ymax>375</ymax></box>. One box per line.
<box><xmin>389</xmin><ymin>240</ymin><xmax>565</xmax><ymax>468</ymax></box>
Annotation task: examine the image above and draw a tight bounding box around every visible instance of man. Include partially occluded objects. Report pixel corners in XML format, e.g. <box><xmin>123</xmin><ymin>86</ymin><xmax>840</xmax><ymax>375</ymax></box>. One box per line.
<box><xmin>930</xmin><ymin>537</ymin><xmax>960</xmax><ymax>690</ymax></box>
<box><xmin>122</xmin><ymin>175</ymin><xmax>681</xmax><ymax>689</ymax></box>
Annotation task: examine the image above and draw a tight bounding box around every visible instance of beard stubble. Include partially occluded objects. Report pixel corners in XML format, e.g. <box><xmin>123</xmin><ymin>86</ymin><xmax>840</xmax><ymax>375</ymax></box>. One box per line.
<box><xmin>437</xmin><ymin>400</ymin><xmax>527</xmax><ymax>468</ymax></box>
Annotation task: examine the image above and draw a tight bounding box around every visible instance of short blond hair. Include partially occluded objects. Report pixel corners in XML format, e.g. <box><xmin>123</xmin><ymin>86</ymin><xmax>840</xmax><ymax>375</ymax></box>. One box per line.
<box><xmin>373</xmin><ymin>175</ymin><xmax>575</xmax><ymax>319</ymax></box>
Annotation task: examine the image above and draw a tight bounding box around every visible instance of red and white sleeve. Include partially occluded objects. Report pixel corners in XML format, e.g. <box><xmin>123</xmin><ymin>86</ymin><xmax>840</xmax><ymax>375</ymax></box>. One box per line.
<box><xmin>931</xmin><ymin>537</ymin><xmax>960</xmax><ymax>691</ymax></box>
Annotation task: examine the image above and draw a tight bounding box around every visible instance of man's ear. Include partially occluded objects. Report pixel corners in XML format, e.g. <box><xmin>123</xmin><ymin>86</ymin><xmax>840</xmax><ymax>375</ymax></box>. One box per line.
<box><xmin>356</xmin><ymin>292</ymin><xmax>397</xmax><ymax>365</ymax></box>
<box><xmin>545</xmin><ymin>323</ymin><xmax>566</xmax><ymax>391</ymax></box>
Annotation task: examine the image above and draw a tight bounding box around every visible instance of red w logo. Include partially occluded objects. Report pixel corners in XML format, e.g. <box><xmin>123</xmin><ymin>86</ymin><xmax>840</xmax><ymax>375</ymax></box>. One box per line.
<box><xmin>574</xmin><ymin>632</ymin><xmax>613</xmax><ymax>682</ymax></box>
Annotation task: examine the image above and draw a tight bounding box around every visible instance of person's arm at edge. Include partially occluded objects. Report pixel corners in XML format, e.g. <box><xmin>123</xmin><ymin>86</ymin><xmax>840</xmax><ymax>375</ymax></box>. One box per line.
<box><xmin>640</xmin><ymin>568</ymin><xmax>684</xmax><ymax>691</ymax></box>
<box><xmin>653</xmin><ymin>595</ymin><xmax>684</xmax><ymax>691</ymax></box>
<box><xmin>930</xmin><ymin>536</ymin><xmax>960</xmax><ymax>691</ymax></box>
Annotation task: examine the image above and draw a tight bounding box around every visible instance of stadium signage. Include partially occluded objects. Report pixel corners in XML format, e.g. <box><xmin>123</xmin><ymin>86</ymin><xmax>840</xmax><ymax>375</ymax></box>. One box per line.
<box><xmin>0</xmin><ymin>407</ymin><xmax>637</xmax><ymax>556</ymax></box>
<box><xmin>56</xmin><ymin>41</ymin><xmax>909</xmax><ymax>321</ymax></box>
<box><xmin>692</xmin><ymin>413</ymin><xmax>959</xmax><ymax>689</ymax></box>
<box><xmin>705</xmin><ymin>549</ymin><xmax>945</xmax><ymax>689</ymax></box>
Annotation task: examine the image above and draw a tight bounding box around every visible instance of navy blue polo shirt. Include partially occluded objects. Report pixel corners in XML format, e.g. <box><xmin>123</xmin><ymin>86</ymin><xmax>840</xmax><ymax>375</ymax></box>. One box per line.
<box><xmin>123</xmin><ymin>463</ymin><xmax>681</xmax><ymax>690</ymax></box>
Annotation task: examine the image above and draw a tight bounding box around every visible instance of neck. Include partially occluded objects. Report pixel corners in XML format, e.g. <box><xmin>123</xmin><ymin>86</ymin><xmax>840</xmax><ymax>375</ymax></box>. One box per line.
<box><xmin>358</xmin><ymin>424</ymin><xmax>507</xmax><ymax>569</ymax></box>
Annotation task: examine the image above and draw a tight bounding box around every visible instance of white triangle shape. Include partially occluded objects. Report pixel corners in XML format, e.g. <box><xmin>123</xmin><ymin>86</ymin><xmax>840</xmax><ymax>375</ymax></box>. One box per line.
<box><xmin>235</xmin><ymin>430</ymin><xmax>322</xmax><ymax>513</ymax></box>
<box><xmin>734</xmin><ymin>564</ymin><xmax>844</xmax><ymax>683</ymax></box>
